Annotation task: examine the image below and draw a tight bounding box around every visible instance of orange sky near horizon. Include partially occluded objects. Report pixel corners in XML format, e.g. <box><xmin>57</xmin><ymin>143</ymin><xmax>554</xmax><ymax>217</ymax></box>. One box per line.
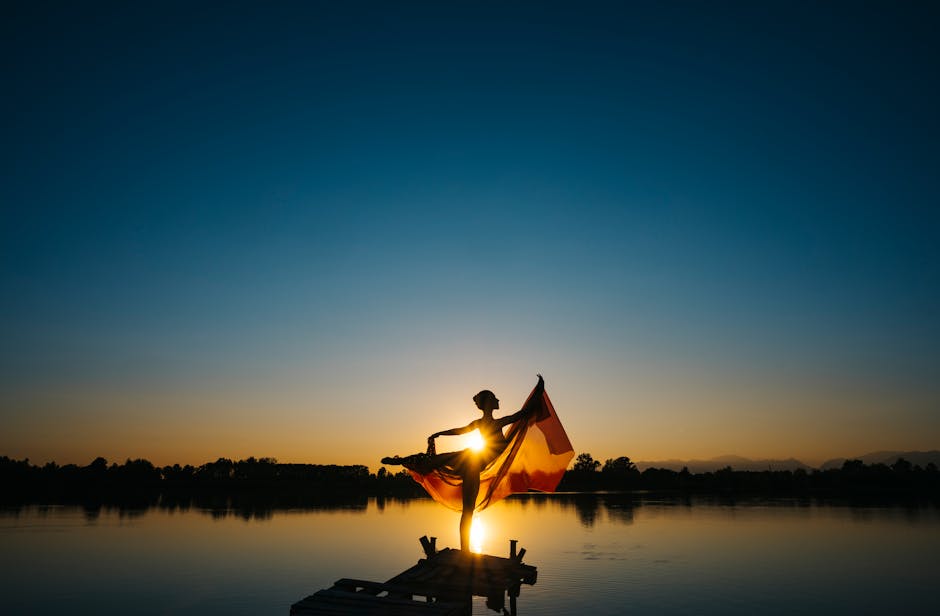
<box><xmin>4</xmin><ymin>354</ymin><xmax>935</xmax><ymax>470</ymax></box>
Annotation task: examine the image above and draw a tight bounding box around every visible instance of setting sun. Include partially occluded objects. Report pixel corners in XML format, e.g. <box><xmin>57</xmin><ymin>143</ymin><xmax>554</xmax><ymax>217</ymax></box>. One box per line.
<box><xmin>468</xmin><ymin>429</ymin><xmax>485</xmax><ymax>452</ymax></box>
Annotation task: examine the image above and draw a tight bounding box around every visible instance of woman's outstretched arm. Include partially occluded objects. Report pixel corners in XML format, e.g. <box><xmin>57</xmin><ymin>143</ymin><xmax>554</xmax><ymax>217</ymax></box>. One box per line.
<box><xmin>497</xmin><ymin>409</ymin><xmax>529</xmax><ymax>427</ymax></box>
<box><xmin>429</xmin><ymin>421</ymin><xmax>477</xmax><ymax>440</ymax></box>
<box><xmin>497</xmin><ymin>374</ymin><xmax>545</xmax><ymax>427</ymax></box>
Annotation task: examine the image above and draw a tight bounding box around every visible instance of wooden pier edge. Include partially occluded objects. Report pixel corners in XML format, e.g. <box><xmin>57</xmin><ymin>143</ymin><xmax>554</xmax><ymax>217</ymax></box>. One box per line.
<box><xmin>290</xmin><ymin>536</ymin><xmax>538</xmax><ymax>615</ymax></box>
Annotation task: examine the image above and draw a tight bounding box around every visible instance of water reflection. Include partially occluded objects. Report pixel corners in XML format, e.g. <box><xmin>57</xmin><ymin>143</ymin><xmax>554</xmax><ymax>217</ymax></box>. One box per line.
<box><xmin>2</xmin><ymin>495</ymin><xmax>939</xmax><ymax>616</ymax></box>
<box><xmin>3</xmin><ymin>493</ymin><xmax>938</xmax><ymax>526</ymax></box>
<box><xmin>572</xmin><ymin>494</ymin><xmax>601</xmax><ymax>527</ymax></box>
<box><xmin>470</xmin><ymin>517</ymin><xmax>486</xmax><ymax>553</ymax></box>
<box><xmin>604</xmin><ymin>494</ymin><xmax>636</xmax><ymax>525</ymax></box>
<box><xmin>507</xmin><ymin>493</ymin><xmax>636</xmax><ymax>528</ymax></box>
<box><xmin>1</xmin><ymin>493</ymin><xmax>373</xmax><ymax>522</ymax></box>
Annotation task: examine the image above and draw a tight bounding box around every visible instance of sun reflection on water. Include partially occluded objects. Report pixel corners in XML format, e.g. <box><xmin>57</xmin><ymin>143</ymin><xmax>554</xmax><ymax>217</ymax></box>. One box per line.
<box><xmin>470</xmin><ymin>516</ymin><xmax>485</xmax><ymax>553</ymax></box>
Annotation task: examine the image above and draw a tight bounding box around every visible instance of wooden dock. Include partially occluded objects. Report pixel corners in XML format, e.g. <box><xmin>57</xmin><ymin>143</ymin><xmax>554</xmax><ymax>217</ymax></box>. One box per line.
<box><xmin>290</xmin><ymin>537</ymin><xmax>537</xmax><ymax>615</ymax></box>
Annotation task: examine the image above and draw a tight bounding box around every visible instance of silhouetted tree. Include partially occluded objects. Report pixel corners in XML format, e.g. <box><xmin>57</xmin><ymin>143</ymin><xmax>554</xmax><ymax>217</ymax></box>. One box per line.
<box><xmin>602</xmin><ymin>456</ymin><xmax>637</xmax><ymax>474</ymax></box>
<box><xmin>601</xmin><ymin>456</ymin><xmax>639</xmax><ymax>489</ymax></box>
<box><xmin>892</xmin><ymin>458</ymin><xmax>912</xmax><ymax>474</ymax></box>
<box><xmin>573</xmin><ymin>453</ymin><xmax>600</xmax><ymax>473</ymax></box>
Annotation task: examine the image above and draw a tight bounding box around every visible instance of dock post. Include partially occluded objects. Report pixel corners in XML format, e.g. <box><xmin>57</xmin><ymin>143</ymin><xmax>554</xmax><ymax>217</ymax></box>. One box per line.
<box><xmin>419</xmin><ymin>535</ymin><xmax>437</xmax><ymax>558</ymax></box>
<box><xmin>509</xmin><ymin>539</ymin><xmax>517</xmax><ymax>559</ymax></box>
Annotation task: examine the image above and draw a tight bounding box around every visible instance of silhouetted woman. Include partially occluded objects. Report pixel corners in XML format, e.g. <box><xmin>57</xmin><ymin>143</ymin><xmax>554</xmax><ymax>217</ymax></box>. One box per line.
<box><xmin>425</xmin><ymin>375</ymin><xmax>543</xmax><ymax>551</ymax></box>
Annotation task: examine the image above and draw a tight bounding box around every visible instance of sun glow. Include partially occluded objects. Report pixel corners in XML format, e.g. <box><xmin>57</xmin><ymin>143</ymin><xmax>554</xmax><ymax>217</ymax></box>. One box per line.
<box><xmin>470</xmin><ymin>517</ymin><xmax>486</xmax><ymax>553</ymax></box>
<box><xmin>468</xmin><ymin>429</ymin><xmax>485</xmax><ymax>452</ymax></box>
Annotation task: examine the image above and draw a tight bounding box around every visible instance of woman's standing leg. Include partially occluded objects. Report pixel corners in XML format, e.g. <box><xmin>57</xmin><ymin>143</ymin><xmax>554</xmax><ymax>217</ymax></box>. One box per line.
<box><xmin>459</xmin><ymin>456</ymin><xmax>481</xmax><ymax>552</ymax></box>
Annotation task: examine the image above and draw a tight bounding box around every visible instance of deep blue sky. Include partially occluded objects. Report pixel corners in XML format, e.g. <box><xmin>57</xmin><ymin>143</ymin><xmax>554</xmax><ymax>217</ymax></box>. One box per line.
<box><xmin>2</xmin><ymin>1</ymin><xmax>938</xmax><ymax>465</ymax></box>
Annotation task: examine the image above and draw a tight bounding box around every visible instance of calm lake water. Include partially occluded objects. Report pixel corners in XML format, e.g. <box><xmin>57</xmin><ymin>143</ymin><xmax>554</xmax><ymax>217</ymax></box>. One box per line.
<box><xmin>2</xmin><ymin>494</ymin><xmax>937</xmax><ymax>615</ymax></box>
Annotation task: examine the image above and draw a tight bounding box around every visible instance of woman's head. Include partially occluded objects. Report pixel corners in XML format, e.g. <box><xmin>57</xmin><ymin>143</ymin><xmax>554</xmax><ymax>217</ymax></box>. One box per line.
<box><xmin>473</xmin><ymin>389</ymin><xmax>499</xmax><ymax>411</ymax></box>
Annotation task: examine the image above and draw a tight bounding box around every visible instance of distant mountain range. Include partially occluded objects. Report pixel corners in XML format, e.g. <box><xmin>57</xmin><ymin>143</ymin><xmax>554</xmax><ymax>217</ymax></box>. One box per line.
<box><xmin>633</xmin><ymin>455</ymin><xmax>813</xmax><ymax>473</ymax></box>
<box><xmin>633</xmin><ymin>451</ymin><xmax>940</xmax><ymax>473</ymax></box>
<box><xmin>818</xmin><ymin>450</ymin><xmax>940</xmax><ymax>470</ymax></box>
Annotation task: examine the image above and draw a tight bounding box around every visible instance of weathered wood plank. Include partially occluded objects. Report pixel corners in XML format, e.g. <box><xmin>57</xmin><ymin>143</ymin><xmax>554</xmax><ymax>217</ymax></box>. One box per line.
<box><xmin>290</xmin><ymin>538</ymin><xmax>537</xmax><ymax>615</ymax></box>
<box><xmin>290</xmin><ymin>588</ymin><xmax>465</xmax><ymax>616</ymax></box>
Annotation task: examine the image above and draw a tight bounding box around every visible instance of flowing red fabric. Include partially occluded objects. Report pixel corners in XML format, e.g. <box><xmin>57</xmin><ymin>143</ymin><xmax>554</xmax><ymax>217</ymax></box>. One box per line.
<box><xmin>405</xmin><ymin>385</ymin><xmax>574</xmax><ymax>512</ymax></box>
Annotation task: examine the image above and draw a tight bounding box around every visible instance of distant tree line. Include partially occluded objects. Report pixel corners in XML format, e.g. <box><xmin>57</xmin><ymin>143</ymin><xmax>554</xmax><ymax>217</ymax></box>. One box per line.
<box><xmin>0</xmin><ymin>455</ymin><xmax>425</xmax><ymax>508</ymax></box>
<box><xmin>2</xmin><ymin>452</ymin><xmax>937</xmax><ymax>509</ymax></box>
<box><xmin>558</xmin><ymin>453</ymin><xmax>940</xmax><ymax>497</ymax></box>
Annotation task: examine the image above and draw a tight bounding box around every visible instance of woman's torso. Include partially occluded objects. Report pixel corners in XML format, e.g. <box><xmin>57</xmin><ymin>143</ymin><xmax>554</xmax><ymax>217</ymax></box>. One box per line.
<box><xmin>476</xmin><ymin>417</ymin><xmax>509</xmax><ymax>454</ymax></box>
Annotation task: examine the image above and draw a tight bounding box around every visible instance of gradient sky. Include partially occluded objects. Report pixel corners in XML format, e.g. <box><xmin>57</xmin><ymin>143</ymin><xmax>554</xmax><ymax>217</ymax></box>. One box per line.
<box><xmin>2</xmin><ymin>1</ymin><xmax>938</xmax><ymax>468</ymax></box>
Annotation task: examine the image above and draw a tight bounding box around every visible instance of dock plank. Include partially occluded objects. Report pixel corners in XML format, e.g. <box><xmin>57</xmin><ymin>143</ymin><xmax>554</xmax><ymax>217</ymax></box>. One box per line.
<box><xmin>290</xmin><ymin>539</ymin><xmax>537</xmax><ymax>615</ymax></box>
<box><xmin>291</xmin><ymin>588</ymin><xmax>465</xmax><ymax>616</ymax></box>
